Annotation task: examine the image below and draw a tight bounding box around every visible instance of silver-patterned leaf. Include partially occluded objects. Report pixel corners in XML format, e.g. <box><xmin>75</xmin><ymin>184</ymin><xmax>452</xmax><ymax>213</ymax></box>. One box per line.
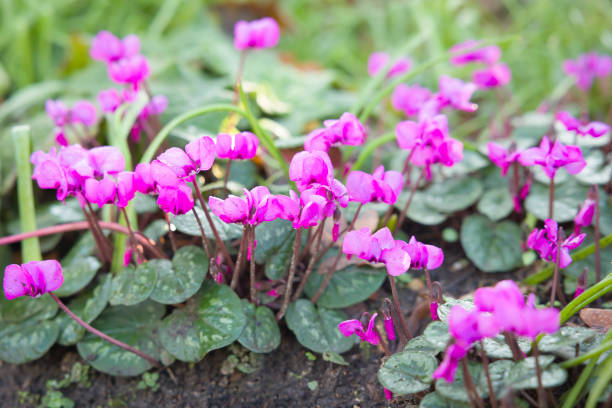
<box><xmin>525</xmin><ymin>182</ymin><xmax>589</xmax><ymax>222</ymax></box>
<box><xmin>254</xmin><ymin>218</ymin><xmax>295</xmax><ymax>264</ymax></box>
<box><xmin>424</xmin><ymin>178</ymin><xmax>483</xmax><ymax>213</ymax></box>
<box><xmin>508</xmin><ymin>357</ymin><xmax>567</xmax><ymax>390</ymax></box>
<box><xmin>395</xmin><ymin>191</ymin><xmax>447</xmax><ymax>226</ymax></box>
<box><xmin>0</xmin><ymin>319</ymin><xmax>59</xmax><ymax>364</ymax></box>
<box><xmin>237</xmin><ymin>300</ymin><xmax>280</xmax><ymax>353</ymax></box>
<box><xmin>54</xmin><ymin>256</ymin><xmax>101</xmax><ymax>297</ymax></box>
<box><xmin>422</xmin><ymin>321</ymin><xmax>451</xmax><ymax>352</ymax></box>
<box><xmin>419</xmin><ymin>391</ymin><xmax>470</xmax><ymax>408</ymax></box>
<box><xmin>159</xmin><ymin>281</ymin><xmax>246</xmax><ymax>362</ymax></box>
<box><xmin>404</xmin><ymin>336</ymin><xmax>442</xmax><ymax>355</ymax></box>
<box><xmin>110</xmin><ymin>262</ymin><xmax>158</xmax><ymax>306</ymax></box>
<box><xmin>436</xmin><ymin>361</ymin><xmax>488</xmax><ymax>402</ymax></box>
<box><xmin>0</xmin><ymin>293</ymin><xmax>58</xmax><ymax>323</ymax></box>
<box><xmin>480</xmin><ymin>335</ymin><xmax>531</xmax><ymax>359</ymax></box>
<box><xmin>378</xmin><ymin>351</ymin><xmax>437</xmax><ymax>395</ymax></box>
<box><xmin>150</xmin><ymin>246</ymin><xmax>208</xmax><ymax>304</ymax></box>
<box><xmin>477</xmin><ymin>187</ymin><xmax>513</xmax><ymax>221</ymax></box>
<box><xmin>172</xmin><ymin>205</ymin><xmax>243</xmax><ymax>241</ymax></box>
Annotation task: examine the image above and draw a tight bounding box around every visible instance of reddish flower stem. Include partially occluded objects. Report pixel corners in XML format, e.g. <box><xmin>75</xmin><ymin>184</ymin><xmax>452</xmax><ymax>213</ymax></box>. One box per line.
<box><xmin>503</xmin><ymin>331</ymin><xmax>524</xmax><ymax>361</ymax></box>
<box><xmin>461</xmin><ymin>359</ymin><xmax>486</xmax><ymax>408</ymax></box>
<box><xmin>388</xmin><ymin>275</ymin><xmax>411</xmax><ymax>347</ymax></box>
<box><xmin>375</xmin><ymin>315</ymin><xmax>392</xmax><ymax>357</ymax></box>
<box><xmin>293</xmin><ymin>222</ymin><xmax>326</xmax><ymax>301</ymax></box>
<box><xmin>249</xmin><ymin>226</ymin><xmax>257</xmax><ymax>303</ymax></box>
<box><xmin>277</xmin><ymin>228</ymin><xmax>302</xmax><ymax>320</ymax></box>
<box><xmin>311</xmin><ymin>204</ymin><xmax>362</xmax><ymax>303</ymax></box>
<box><xmin>223</xmin><ymin>159</ymin><xmax>232</xmax><ymax>193</ymax></box>
<box><xmin>532</xmin><ymin>341</ymin><xmax>548</xmax><ymax>408</ymax></box>
<box><xmin>231</xmin><ymin>226</ymin><xmax>248</xmax><ymax>291</ymax></box>
<box><xmin>83</xmin><ymin>203</ymin><xmax>113</xmax><ymax>263</ymax></box>
<box><xmin>192</xmin><ymin>181</ymin><xmax>235</xmax><ymax>271</ymax></box>
<box><xmin>479</xmin><ymin>340</ymin><xmax>498</xmax><ymax>408</ymax></box>
<box><xmin>164</xmin><ymin>212</ymin><xmax>178</xmax><ymax>253</ymax></box>
<box><xmin>190</xmin><ymin>207</ymin><xmax>213</xmax><ymax>260</ymax></box>
<box><xmin>550</xmin><ymin>226</ymin><xmax>563</xmax><ymax>306</ymax></box>
<box><xmin>233</xmin><ymin>50</ymin><xmax>247</xmax><ymax>105</ymax></box>
<box><xmin>594</xmin><ymin>186</ymin><xmax>601</xmax><ymax>283</ymax></box>
<box><xmin>396</xmin><ymin>166</ymin><xmax>426</xmax><ymax>229</ymax></box>
<box><xmin>548</xmin><ymin>176</ymin><xmax>555</xmax><ymax>220</ymax></box>
<box><xmin>49</xmin><ymin>293</ymin><xmax>159</xmax><ymax>367</ymax></box>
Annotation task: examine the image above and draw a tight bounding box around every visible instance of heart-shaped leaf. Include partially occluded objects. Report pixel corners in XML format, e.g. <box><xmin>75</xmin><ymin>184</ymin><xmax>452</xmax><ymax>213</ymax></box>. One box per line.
<box><xmin>525</xmin><ymin>182</ymin><xmax>589</xmax><ymax>222</ymax></box>
<box><xmin>480</xmin><ymin>335</ymin><xmax>531</xmax><ymax>359</ymax></box>
<box><xmin>254</xmin><ymin>219</ymin><xmax>295</xmax><ymax>264</ymax></box>
<box><xmin>0</xmin><ymin>293</ymin><xmax>58</xmax><ymax>323</ymax></box>
<box><xmin>76</xmin><ymin>301</ymin><xmax>165</xmax><ymax>376</ymax></box>
<box><xmin>0</xmin><ymin>319</ymin><xmax>59</xmax><ymax>364</ymax></box>
<box><xmin>285</xmin><ymin>299</ymin><xmax>353</xmax><ymax>354</ymax></box>
<box><xmin>110</xmin><ymin>262</ymin><xmax>158</xmax><ymax>306</ymax></box>
<box><xmin>378</xmin><ymin>351</ymin><xmax>437</xmax><ymax>395</ymax></box>
<box><xmin>159</xmin><ymin>281</ymin><xmax>246</xmax><ymax>362</ymax></box>
<box><xmin>304</xmin><ymin>265</ymin><xmax>386</xmax><ymax>309</ymax></box>
<box><xmin>172</xmin><ymin>205</ymin><xmax>243</xmax><ymax>241</ymax></box>
<box><xmin>436</xmin><ymin>361</ymin><xmax>487</xmax><ymax>402</ymax></box>
<box><xmin>481</xmin><ymin>359</ymin><xmax>514</xmax><ymax>397</ymax></box>
<box><xmin>264</xmin><ymin>231</ymin><xmax>295</xmax><ymax>280</ymax></box>
<box><xmin>436</xmin><ymin>297</ymin><xmax>475</xmax><ymax>322</ymax></box>
<box><xmin>395</xmin><ymin>191</ymin><xmax>447</xmax><ymax>226</ymax></box>
<box><xmin>460</xmin><ymin>215</ymin><xmax>523</xmax><ymax>272</ymax></box>
<box><xmin>150</xmin><ymin>246</ymin><xmax>208</xmax><ymax>304</ymax></box>
<box><xmin>424</xmin><ymin>178</ymin><xmax>483</xmax><ymax>213</ymax></box>
<box><xmin>419</xmin><ymin>391</ymin><xmax>471</xmax><ymax>408</ymax></box>
<box><xmin>506</xmin><ymin>357</ymin><xmax>567</xmax><ymax>391</ymax></box>
<box><xmin>237</xmin><ymin>300</ymin><xmax>280</xmax><ymax>353</ymax></box>
<box><xmin>477</xmin><ymin>187</ymin><xmax>513</xmax><ymax>221</ymax></box>
<box><xmin>422</xmin><ymin>321</ymin><xmax>451</xmax><ymax>352</ymax></box>
<box><xmin>56</xmin><ymin>275</ymin><xmax>112</xmax><ymax>346</ymax></box>
<box><xmin>54</xmin><ymin>256</ymin><xmax>101</xmax><ymax>297</ymax></box>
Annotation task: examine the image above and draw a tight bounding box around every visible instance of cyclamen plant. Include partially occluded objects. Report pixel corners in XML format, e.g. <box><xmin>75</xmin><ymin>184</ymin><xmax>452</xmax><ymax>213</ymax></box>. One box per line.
<box><xmin>2</xmin><ymin>17</ymin><xmax>612</xmax><ymax>408</ymax></box>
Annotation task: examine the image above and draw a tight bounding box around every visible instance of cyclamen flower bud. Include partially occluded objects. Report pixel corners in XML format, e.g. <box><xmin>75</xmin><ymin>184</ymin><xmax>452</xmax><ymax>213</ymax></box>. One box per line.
<box><xmin>383</xmin><ymin>388</ymin><xmax>393</xmax><ymax>401</ymax></box>
<box><xmin>234</xmin><ymin>17</ymin><xmax>280</xmax><ymax>50</ymax></box>
<box><xmin>574</xmin><ymin>269</ymin><xmax>588</xmax><ymax>299</ymax></box>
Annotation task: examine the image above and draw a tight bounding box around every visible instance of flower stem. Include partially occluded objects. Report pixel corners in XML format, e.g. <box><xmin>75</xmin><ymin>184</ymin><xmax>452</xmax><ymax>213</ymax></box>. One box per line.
<box><xmin>164</xmin><ymin>212</ymin><xmax>178</xmax><ymax>253</ymax></box>
<box><xmin>49</xmin><ymin>292</ymin><xmax>159</xmax><ymax>367</ymax></box>
<box><xmin>190</xmin><ymin>207</ymin><xmax>213</xmax><ymax>260</ymax></box>
<box><xmin>550</xmin><ymin>226</ymin><xmax>563</xmax><ymax>306</ymax></box>
<box><xmin>293</xmin><ymin>223</ymin><xmax>325</xmax><ymax>301</ymax></box>
<box><xmin>192</xmin><ymin>181</ymin><xmax>235</xmax><ymax>271</ymax></box>
<box><xmin>233</xmin><ymin>50</ymin><xmax>247</xmax><ymax>105</ymax></box>
<box><xmin>461</xmin><ymin>359</ymin><xmax>485</xmax><ymax>408</ymax></box>
<box><xmin>503</xmin><ymin>331</ymin><xmax>523</xmax><ymax>361</ymax></box>
<box><xmin>532</xmin><ymin>341</ymin><xmax>548</xmax><ymax>408</ymax></box>
<box><xmin>277</xmin><ymin>228</ymin><xmax>302</xmax><ymax>320</ymax></box>
<box><xmin>249</xmin><ymin>226</ymin><xmax>257</xmax><ymax>303</ymax></box>
<box><xmin>388</xmin><ymin>275</ymin><xmax>411</xmax><ymax>346</ymax></box>
<box><xmin>375</xmin><ymin>315</ymin><xmax>392</xmax><ymax>357</ymax></box>
<box><xmin>548</xmin><ymin>176</ymin><xmax>555</xmax><ymax>220</ymax></box>
<box><xmin>223</xmin><ymin>159</ymin><xmax>232</xmax><ymax>193</ymax></box>
<box><xmin>594</xmin><ymin>186</ymin><xmax>601</xmax><ymax>284</ymax></box>
<box><xmin>311</xmin><ymin>204</ymin><xmax>363</xmax><ymax>303</ymax></box>
<box><xmin>396</xmin><ymin>166</ymin><xmax>426</xmax><ymax>229</ymax></box>
<box><xmin>231</xmin><ymin>226</ymin><xmax>248</xmax><ymax>291</ymax></box>
<box><xmin>479</xmin><ymin>340</ymin><xmax>498</xmax><ymax>408</ymax></box>
<box><xmin>82</xmin><ymin>204</ymin><xmax>113</xmax><ymax>263</ymax></box>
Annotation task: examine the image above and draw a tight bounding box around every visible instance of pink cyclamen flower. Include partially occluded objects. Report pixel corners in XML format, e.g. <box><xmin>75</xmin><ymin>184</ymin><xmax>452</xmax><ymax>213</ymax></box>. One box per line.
<box><xmin>289</xmin><ymin>150</ymin><xmax>334</xmax><ymax>191</ymax></box>
<box><xmin>472</xmin><ymin>63</ymin><xmax>512</xmax><ymax>89</ymax></box>
<box><xmin>383</xmin><ymin>388</ymin><xmax>393</xmax><ymax>401</ymax></box>
<box><xmin>527</xmin><ymin>219</ymin><xmax>586</xmax><ymax>268</ymax></box>
<box><xmin>84</xmin><ymin>175</ymin><xmax>117</xmax><ymax>208</ymax></box>
<box><xmin>234</xmin><ymin>17</ymin><xmax>280</xmax><ymax>50</ymax></box>
<box><xmin>209</xmin><ymin>186</ymin><xmax>278</xmax><ymax>226</ymax></box>
<box><xmin>157</xmin><ymin>147</ymin><xmax>197</xmax><ymax>180</ymax></box>
<box><xmin>437</xmin><ymin>75</ymin><xmax>478</xmax><ymax>112</ymax></box>
<box><xmin>383</xmin><ymin>315</ymin><xmax>396</xmax><ymax>341</ymax></box>
<box><xmin>556</xmin><ymin>111</ymin><xmax>610</xmax><ymax>138</ymax></box>
<box><xmin>574</xmin><ymin>198</ymin><xmax>595</xmax><ymax>234</ymax></box>
<box><xmin>342</xmin><ymin>227</ymin><xmax>411</xmax><ymax>276</ymax></box>
<box><xmin>88</xmin><ymin>146</ymin><xmax>125</xmax><ymax>177</ymax></box>
<box><xmin>185</xmin><ymin>136</ymin><xmax>216</xmax><ymax>171</ymax></box>
<box><xmin>391</xmin><ymin>84</ymin><xmax>432</xmax><ymax>117</ymax></box>
<box><xmin>98</xmin><ymin>89</ymin><xmax>123</xmax><ymax>113</ymax></box>
<box><xmin>397</xmin><ymin>236</ymin><xmax>444</xmax><ymax>270</ymax></box>
<box><xmin>450</xmin><ymin>40</ymin><xmax>501</xmax><ymax>66</ymax></box>
<box><xmin>3</xmin><ymin>260</ymin><xmax>63</xmax><ymax>300</ymax></box>
<box><xmin>304</xmin><ymin>113</ymin><xmax>367</xmax><ymax>152</ymax></box>
<box><xmin>338</xmin><ymin>313</ymin><xmax>380</xmax><ymax>345</ymax></box>
<box><xmin>134</xmin><ymin>163</ymin><xmax>156</xmax><ymax>194</ymax></box>
<box><xmin>519</xmin><ymin>136</ymin><xmax>586</xmax><ymax>179</ymax></box>
<box><xmin>157</xmin><ymin>181</ymin><xmax>194</xmax><ymax>215</ymax></box>
<box><xmin>346</xmin><ymin>165</ymin><xmax>403</xmax><ymax>205</ymax></box>
<box><xmin>563</xmin><ymin>52</ymin><xmax>612</xmax><ymax>91</ymax></box>
<box><xmin>430</xmin><ymin>302</ymin><xmax>439</xmax><ymax>321</ymax></box>
<box><xmin>367</xmin><ymin>52</ymin><xmax>412</xmax><ymax>78</ymax></box>
<box><xmin>433</xmin><ymin>342</ymin><xmax>469</xmax><ymax>383</ymax></box>
<box><xmin>45</xmin><ymin>100</ymin><xmax>69</xmax><ymax>127</ymax></box>
<box><xmin>215</xmin><ymin>132</ymin><xmax>259</xmax><ymax>160</ymax></box>
<box><xmin>90</xmin><ymin>31</ymin><xmax>140</xmax><ymax>64</ymax></box>
<box><xmin>108</xmin><ymin>54</ymin><xmax>150</xmax><ymax>88</ymax></box>
<box><xmin>487</xmin><ymin>142</ymin><xmax>521</xmax><ymax>176</ymax></box>
<box><xmin>70</xmin><ymin>101</ymin><xmax>98</xmax><ymax>127</ymax></box>
<box><xmin>574</xmin><ymin>270</ymin><xmax>587</xmax><ymax>299</ymax></box>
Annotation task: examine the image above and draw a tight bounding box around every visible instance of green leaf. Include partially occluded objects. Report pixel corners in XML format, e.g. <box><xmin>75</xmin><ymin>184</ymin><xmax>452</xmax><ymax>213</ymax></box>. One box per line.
<box><xmin>228</xmin><ymin>160</ymin><xmax>257</xmax><ymax>189</ymax></box>
<box><xmin>0</xmin><ymin>319</ymin><xmax>58</xmax><ymax>364</ymax></box>
<box><xmin>404</xmin><ymin>336</ymin><xmax>443</xmax><ymax>355</ymax></box>
<box><xmin>481</xmin><ymin>335</ymin><xmax>531</xmax><ymax>359</ymax></box>
<box><xmin>143</xmin><ymin>219</ymin><xmax>169</xmax><ymax>242</ymax></box>
<box><xmin>264</xmin><ymin>231</ymin><xmax>295</xmax><ymax>280</ymax></box>
<box><xmin>322</xmin><ymin>351</ymin><xmax>349</xmax><ymax>365</ymax></box>
<box><xmin>285</xmin><ymin>299</ymin><xmax>353</xmax><ymax>354</ymax></box>
<box><xmin>422</xmin><ymin>321</ymin><xmax>451</xmax><ymax>352</ymax></box>
<box><xmin>525</xmin><ymin>182</ymin><xmax>589</xmax><ymax>222</ymax></box>
<box><xmin>378</xmin><ymin>351</ymin><xmax>437</xmax><ymax>395</ymax></box>
<box><xmin>0</xmin><ymin>293</ymin><xmax>58</xmax><ymax>323</ymax></box>
<box><xmin>539</xmin><ymin>326</ymin><xmax>599</xmax><ymax>358</ymax></box>
<box><xmin>304</xmin><ymin>265</ymin><xmax>386</xmax><ymax>309</ymax></box>
<box><xmin>460</xmin><ymin>215</ymin><xmax>523</xmax><ymax>272</ymax></box>
<box><xmin>424</xmin><ymin>178</ymin><xmax>483</xmax><ymax>213</ymax></box>
<box><xmin>437</xmin><ymin>297</ymin><xmax>475</xmax><ymax>322</ymax></box>
<box><xmin>172</xmin><ymin>205</ymin><xmax>243</xmax><ymax>241</ymax></box>
<box><xmin>109</xmin><ymin>262</ymin><xmax>159</xmax><ymax>306</ymax></box>
<box><xmin>481</xmin><ymin>359</ymin><xmax>514</xmax><ymax>397</ymax></box>
<box><xmin>77</xmin><ymin>301</ymin><xmax>165</xmax><ymax>376</ymax></box>
<box><xmin>54</xmin><ymin>256</ymin><xmax>101</xmax><ymax>297</ymax></box>
<box><xmin>436</xmin><ymin>361</ymin><xmax>487</xmax><ymax>402</ymax></box>
<box><xmin>477</xmin><ymin>187</ymin><xmax>513</xmax><ymax>221</ymax></box>
<box><xmin>507</xmin><ymin>357</ymin><xmax>567</xmax><ymax>390</ymax></box>
<box><xmin>237</xmin><ymin>300</ymin><xmax>281</xmax><ymax>353</ymax></box>
<box><xmin>133</xmin><ymin>193</ymin><xmax>159</xmax><ymax>214</ymax></box>
<box><xmin>159</xmin><ymin>282</ymin><xmax>246</xmax><ymax>362</ymax></box>
<box><xmin>254</xmin><ymin>219</ymin><xmax>295</xmax><ymax>264</ymax></box>
<box><xmin>420</xmin><ymin>392</ymin><xmax>470</xmax><ymax>408</ymax></box>
<box><xmin>395</xmin><ymin>191</ymin><xmax>447</xmax><ymax>226</ymax></box>
<box><xmin>57</xmin><ymin>275</ymin><xmax>112</xmax><ymax>346</ymax></box>
<box><xmin>150</xmin><ymin>246</ymin><xmax>208</xmax><ymax>304</ymax></box>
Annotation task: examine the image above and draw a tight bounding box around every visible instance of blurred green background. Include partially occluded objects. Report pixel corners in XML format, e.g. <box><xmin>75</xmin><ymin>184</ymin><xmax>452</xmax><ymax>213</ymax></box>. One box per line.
<box><xmin>1</xmin><ymin>0</ymin><xmax>611</xmax><ymax>200</ymax></box>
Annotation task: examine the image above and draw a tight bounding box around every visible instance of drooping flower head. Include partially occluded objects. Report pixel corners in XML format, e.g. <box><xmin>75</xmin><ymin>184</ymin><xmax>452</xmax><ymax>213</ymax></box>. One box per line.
<box><xmin>289</xmin><ymin>150</ymin><xmax>334</xmax><ymax>191</ymax></box>
<box><xmin>487</xmin><ymin>142</ymin><xmax>522</xmax><ymax>176</ymax></box>
<box><xmin>367</xmin><ymin>52</ymin><xmax>412</xmax><ymax>78</ymax></box>
<box><xmin>234</xmin><ymin>17</ymin><xmax>280</xmax><ymax>50</ymax></box>
<box><xmin>209</xmin><ymin>186</ymin><xmax>278</xmax><ymax>226</ymax></box>
<box><xmin>108</xmin><ymin>54</ymin><xmax>150</xmax><ymax>89</ymax></box>
<box><xmin>90</xmin><ymin>31</ymin><xmax>140</xmax><ymax>64</ymax></box>
<box><xmin>472</xmin><ymin>63</ymin><xmax>511</xmax><ymax>89</ymax></box>
<box><xmin>450</xmin><ymin>40</ymin><xmax>501</xmax><ymax>66</ymax></box>
<box><xmin>556</xmin><ymin>111</ymin><xmax>610</xmax><ymax>138</ymax></box>
<box><xmin>518</xmin><ymin>136</ymin><xmax>586</xmax><ymax>179</ymax></box>
<box><xmin>391</xmin><ymin>84</ymin><xmax>432</xmax><ymax>117</ymax></box>
<box><xmin>397</xmin><ymin>236</ymin><xmax>444</xmax><ymax>270</ymax></box>
<box><xmin>3</xmin><ymin>261</ymin><xmax>63</xmax><ymax>300</ymax></box>
<box><xmin>342</xmin><ymin>227</ymin><xmax>411</xmax><ymax>276</ymax></box>
<box><xmin>574</xmin><ymin>196</ymin><xmax>596</xmax><ymax>234</ymax></box>
<box><xmin>216</xmin><ymin>132</ymin><xmax>259</xmax><ymax>160</ymax></box>
<box><xmin>304</xmin><ymin>113</ymin><xmax>367</xmax><ymax>152</ymax></box>
<box><xmin>346</xmin><ymin>165</ymin><xmax>403</xmax><ymax>205</ymax></box>
<box><xmin>527</xmin><ymin>219</ymin><xmax>586</xmax><ymax>268</ymax></box>
<box><xmin>338</xmin><ymin>313</ymin><xmax>380</xmax><ymax>345</ymax></box>
<box><xmin>563</xmin><ymin>52</ymin><xmax>612</xmax><ymax>91</ymax></box>
<box><xmin>437</xmin><ymin>75</ymin><xmax>478</xmax><ymax>112</ymax></box>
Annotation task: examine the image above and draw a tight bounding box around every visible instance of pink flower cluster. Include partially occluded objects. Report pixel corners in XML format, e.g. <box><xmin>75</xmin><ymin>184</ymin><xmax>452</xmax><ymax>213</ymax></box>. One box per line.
<box><xmin>3</xmin><ymin>260</ymin><xmax>63</xmax><ymax>300</ymax></box>
<box><xmin>346</xmin><ymin>165</ymin><xmax>403</xmax><ymax>205</ymax></box>
<box><xmin>90</xmin><ymin>31</ymin><xmax>149</xmax><ymax>89</ymax></box>
<box><xmin>234</xmin><ymin>17</ymin><xmax>280</xmax><ymax>50</ymax></box>
<box><xmin>527</xmin><ymin>219</ymin><xmax>585</xmax><ymax>268</ymax></box>
<box><xmin>451</xmin><ymin>40</ymin><xmax>511</xmax><ymax>89</ymax></box>
<box><xmin>304</xmin><ymin>112</ymin><xmax>367</xmax><ymax>152</ymax></box>
<box><xmin>563</xmin><ymin>52</ymin><xmax>612</xmax><ymax>91</ymax></box>
<box><xmin>519</xmin><ymin>136</ymin><xmax>586</xmax><ymax>179</ymax></box>
<box><xmin>45</xmin><ymin>100</ymin><xmax>98</xmax><ymax>146</ymax></box>
<box><xmin>367</xmin><ymin>52</ymin><xmax>412</xmax><ymax>78</ymax></box>
<box><xmin>556</xmin><ymin>111</ymin><xmax>610</xmax><ymax>138</ymax></box>
<box><xmin>433</xmin><ymin>280</ymin><xmax>560</xmax><ymax>382</ymax></box>
<box><xmin>395</xmin><ymin>114</ymin><xmax>463</xmax><ymax>179</ymax></box>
